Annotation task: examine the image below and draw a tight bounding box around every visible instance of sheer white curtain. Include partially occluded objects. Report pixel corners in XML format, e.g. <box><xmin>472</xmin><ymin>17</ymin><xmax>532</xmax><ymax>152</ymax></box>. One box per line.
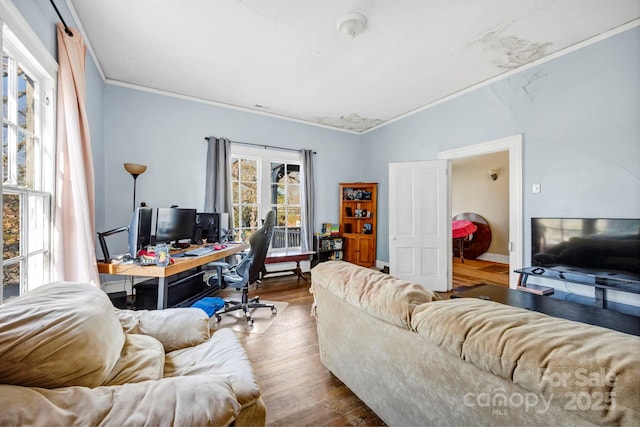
<box><xmin>53</xmin><ymin>23</ymin><xmax>100</xmax><ymax>286</ymax></box>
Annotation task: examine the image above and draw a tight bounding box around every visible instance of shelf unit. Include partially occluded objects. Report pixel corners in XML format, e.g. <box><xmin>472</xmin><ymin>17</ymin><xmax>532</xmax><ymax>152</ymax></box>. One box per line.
<box><xmin>339</xmin><ymin>182</ymin><xmax>377</xmax><ymax>267</ymax></box>
<box><xmin>312</xmin><ymin>235</ymin><xmax>344</xmax><ymax>266</ymax></box>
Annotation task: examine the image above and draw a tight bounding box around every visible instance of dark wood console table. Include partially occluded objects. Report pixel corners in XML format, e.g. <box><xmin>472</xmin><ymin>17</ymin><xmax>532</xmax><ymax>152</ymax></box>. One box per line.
<box><xmin>515</xmin><ymin>266</ymin><xmax>640</xmax><ymax>309</ymax></box>
<box><xmin>452</xmin><ymin>284</ymin><xmax>639</xmax><ymax>336</ymax></box>
<box><xmin>262</xmin><ymin>250</ymin><xmax>315</xmax><ymax>282</ymax></box>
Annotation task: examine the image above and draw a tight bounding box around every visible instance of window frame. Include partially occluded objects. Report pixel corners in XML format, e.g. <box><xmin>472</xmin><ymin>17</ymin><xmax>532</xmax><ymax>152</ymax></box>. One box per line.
<box><xmin>1</xmin><ymin>14</ymin><xmax>56</xmax><ymax>303</ymax></box>
<box><xmin>230</xmin><ymin>145</ymin><xmax>303</xmax><ymax>253</ymax></box>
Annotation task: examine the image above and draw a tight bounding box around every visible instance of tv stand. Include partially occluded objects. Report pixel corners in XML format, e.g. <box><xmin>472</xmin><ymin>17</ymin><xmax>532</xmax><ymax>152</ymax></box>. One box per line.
<box><xmin>515</xmin><ymin>266</ymin><xmax>640</xmax><ymax>309</ymax></box>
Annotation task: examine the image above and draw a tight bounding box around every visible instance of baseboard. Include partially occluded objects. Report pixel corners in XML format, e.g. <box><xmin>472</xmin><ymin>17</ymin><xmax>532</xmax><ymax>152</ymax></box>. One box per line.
<box><xmin>476</xmin><ymin>252</ymin><xmax>509</xmax><ymax>264</ymax></box>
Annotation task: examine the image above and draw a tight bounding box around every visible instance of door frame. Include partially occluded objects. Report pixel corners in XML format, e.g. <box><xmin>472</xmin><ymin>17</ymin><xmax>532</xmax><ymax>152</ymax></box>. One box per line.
<box><xmin>438</xmin><ymin>134</ymin><xmax>523</xmax><ymax>288</ymax></box>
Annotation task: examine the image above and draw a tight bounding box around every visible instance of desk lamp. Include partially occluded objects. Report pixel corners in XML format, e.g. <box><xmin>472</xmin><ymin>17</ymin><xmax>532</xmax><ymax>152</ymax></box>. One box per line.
<box><xmin>123</xmin><ymin>163</ymin><xmax>147</xmax><ymax>211</ymax></box>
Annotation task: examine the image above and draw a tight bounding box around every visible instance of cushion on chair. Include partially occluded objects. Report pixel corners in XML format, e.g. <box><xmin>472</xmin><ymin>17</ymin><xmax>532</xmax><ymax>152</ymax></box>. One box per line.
<box><xmin>115</xmin><ymin>307</ymin><xmax>210</xmax><ymax>352</ymax></box>
<box><xmin>0</xmin><ymin>282</ymin><xmax>125</xmax><ymax>388</ymax></box>
<box><xmin>103</xmin><ymin>333</ymin><xmax>165</xmax><ymax>386</ymax></box>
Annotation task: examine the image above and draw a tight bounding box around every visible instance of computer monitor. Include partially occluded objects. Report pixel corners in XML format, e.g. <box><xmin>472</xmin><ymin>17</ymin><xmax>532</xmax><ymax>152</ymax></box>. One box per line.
<box><xmin>128</xmin><ymin>206</ymin><xmax>153</xmax><ymax>258</ymax></box>
<box><xmin>155</xmin><ymin>207</ymin><xmax>197</xmax><ymax>245</ymax></box>
<box><xmin>192</xmin><ymin>212</ymin><xmax>229</xmax><ymax>243</ymax></box>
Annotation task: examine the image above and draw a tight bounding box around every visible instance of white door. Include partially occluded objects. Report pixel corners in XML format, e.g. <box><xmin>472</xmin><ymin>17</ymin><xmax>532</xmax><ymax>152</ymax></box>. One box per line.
<box><xmin>389</xmin><ymin>160</ymin><xmax>450</xmax><ymax>292</ymax></box>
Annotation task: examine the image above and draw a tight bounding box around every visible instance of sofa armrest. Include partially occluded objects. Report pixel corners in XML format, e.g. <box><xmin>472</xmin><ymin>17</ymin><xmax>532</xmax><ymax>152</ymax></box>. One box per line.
<box><xmin>115</xmin><ymin>308</ymin><xmax>210</xmax><ymax>352</ymax></box>
<box><xmin>0</xmin><ymin>375</ymin><xmax>240</xmax><ymax>427</ymax></box>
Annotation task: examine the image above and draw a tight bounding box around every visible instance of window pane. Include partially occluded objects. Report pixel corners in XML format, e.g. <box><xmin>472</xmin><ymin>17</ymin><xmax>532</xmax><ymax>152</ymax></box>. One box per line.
<box><xmin>287</xmin><ymin>227</ymin><xmax>301</xmax><ymax>247</ymax></box>
<box><xmin>286</xmin><ymin>164</ymin><xmax>300</xmax><ymax>184</ymax></box>
<box><xmin>3</xmin><ymin>193</ymin><xmax>21</xmax><ymax>260</ymax></box>
<box><xmin>271</xmin><ymin>183</ymin><xmax>285</xmax><ymax>204</ymax></box>
<box><xmin>17</xmin><ymin>65</ymin><xmax>35</xmax><ymax>132</ymax></box>
<box><xmin>272</xmin><ymin>227</ymin><xmax>285</xmax><ymax>249</ymax></box>
<box><xmin>2</xmin><ymin>56</ymin><xmax>8</xmax><ymax>120</ymax></box>
<box><xmin>3</xmin><ymin>262</ymin><xmax>21</xmax><ymax>301</ymax></box>
<box><xmin>287</xmin><ymin>206</ymin><xmax>301</xmax><ymax>227</ymax></box>
<box><xmin>240</xmin><ymin>182</ymin><xmax>257</xmax><ymax>204</ymax></box>
<box><xmin>17</xmin><ymin>131</ymin><xmax>34</xmax><ymax>187</ymax></box>
<box><xmin>271</xmin><ymin>162</ymin><xmax>284</xmax><ymax>183</ymax></box>
<box><xmin>239</xmin><ymin>206</ymin><xmax>259</xmax><ymax>228</ymax></box>
<box><xmin>240</xmin><ymin>159</ymin><xmax>257</xmax><ymax>181</ymax></box>
<box><xmin>231</xmin><ymin>158</ymin><xmax>239</xmax><ymax>180</ymax></box>
<box><xmin>232</xmin><ymin>181</ymin><xmax>239</xmax><ymax>203</ymax></box>
<box><xmin>287</xmin><ymin>184</ymin><xmax>300</xmax><ymax>205</ymax></box>
<box><xmin>28</xmin><ymin>193</ymin><xmax>46</xmax><ymax>252</ymax></box>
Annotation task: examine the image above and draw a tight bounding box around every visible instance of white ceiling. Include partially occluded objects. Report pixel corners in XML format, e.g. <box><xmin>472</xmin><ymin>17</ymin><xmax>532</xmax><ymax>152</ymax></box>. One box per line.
<box><xmin>66</xmin><ymin>0</ymin><xmax>639</xmax><ymax>133</ymax></box>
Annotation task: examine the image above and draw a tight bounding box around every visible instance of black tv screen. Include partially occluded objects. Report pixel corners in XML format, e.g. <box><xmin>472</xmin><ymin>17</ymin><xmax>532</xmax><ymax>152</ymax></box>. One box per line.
<box><xmin>531</xmin><ymin>218</ymin><xmax>640</xmax><ymax>282</ymax></box>
<box><xmin>155</xmin><ymin>208</ymin><xmax>196</xmax><ymax>244</ymax></box>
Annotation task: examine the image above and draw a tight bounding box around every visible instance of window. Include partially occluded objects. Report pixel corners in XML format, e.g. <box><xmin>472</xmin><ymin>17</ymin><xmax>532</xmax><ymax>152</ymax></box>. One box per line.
<box><xmin>231</xmin><ymin>146</ymin><xmax>303</xmax><ymax>252</ymax></box>
<box><xmin>1</xmin><ymin>23</ymin><xmax>55</xmax><ymax>303</ymax></box>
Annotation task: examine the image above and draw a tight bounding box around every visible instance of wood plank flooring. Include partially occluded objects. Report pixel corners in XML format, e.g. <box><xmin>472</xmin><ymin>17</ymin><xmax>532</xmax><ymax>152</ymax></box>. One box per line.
<box><xmin>218</xmin><ymin>260</ymin><xmax>508</xmax><ymax>426</ymax></box>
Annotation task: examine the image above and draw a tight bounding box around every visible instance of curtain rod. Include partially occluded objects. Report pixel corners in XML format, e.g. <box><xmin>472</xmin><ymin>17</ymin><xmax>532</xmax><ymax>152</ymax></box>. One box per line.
<box><xmin>204</xmin><ymin>137</ymin><xmax>316</xmax><ymax>154</ymax></box>
<box><xmin>49</xmin><ymin>0</ymin><xmax>73</xmax><ymax>36</ymax></box>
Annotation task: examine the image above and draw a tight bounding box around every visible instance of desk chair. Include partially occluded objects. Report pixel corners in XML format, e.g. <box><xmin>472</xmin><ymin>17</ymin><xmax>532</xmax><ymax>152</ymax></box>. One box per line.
<box><xmin>206</xmin><ymin>210</ymin><xmax>277</xmax><ymax>325</ymax></box>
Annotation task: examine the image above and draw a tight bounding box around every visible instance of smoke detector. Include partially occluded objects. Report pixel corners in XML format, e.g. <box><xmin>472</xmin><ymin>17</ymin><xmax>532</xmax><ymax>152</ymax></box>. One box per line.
<box><xmin>337</xmin><ymin>12</ymin><xmax>367</xmax><ymax>39</ymax></box>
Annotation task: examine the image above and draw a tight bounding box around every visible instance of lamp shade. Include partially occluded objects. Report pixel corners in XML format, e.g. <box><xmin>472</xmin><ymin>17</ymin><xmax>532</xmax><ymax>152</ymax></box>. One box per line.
<box><xmin>123</xmin><ymin>163</ymin><xmax>147</xmax><ymax>176</ymax></box>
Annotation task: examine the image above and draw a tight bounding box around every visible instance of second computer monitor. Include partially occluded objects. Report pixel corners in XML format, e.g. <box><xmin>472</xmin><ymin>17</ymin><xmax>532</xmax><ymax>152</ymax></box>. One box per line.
<box><xmin>128</xmin><ymin>206</ymin><xmax>153</xmax><ymax>258</ymax></box>
<box><xmin>192</xmin><ymin>212</ymin><xmax>229</xmax><ymax>243</ymax></box>
<box><xmin>155</xmin><ymin>207</ymin><xmax>197</xmax><ymax>245</ymax></box>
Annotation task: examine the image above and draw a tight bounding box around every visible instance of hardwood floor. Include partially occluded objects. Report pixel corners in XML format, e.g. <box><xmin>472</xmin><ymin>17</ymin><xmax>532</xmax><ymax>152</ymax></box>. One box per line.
<box><xmin>218</xmin><ymin>260</ymin><xmax>508</xmax><ymax>426</ymax></box>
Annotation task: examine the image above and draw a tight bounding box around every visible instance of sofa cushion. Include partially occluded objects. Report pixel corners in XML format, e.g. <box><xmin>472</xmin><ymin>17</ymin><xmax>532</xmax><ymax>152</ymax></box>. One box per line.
<box><xmin>0</xmin><ymin>281</ymin><xmax>125</xmax><ymax>388</ymax></box>
<box><xmin>311</xmin><ymin>261</ymin><xmax>440</xmax><ymax>329</ymax></box>
<box><xmin>164</xmin><ymin>328</ymin><xmax>261</xmax><ymax>409</ymax></box>
<box><xmin>115</xmin><ymin>307</ymin><xmax>210</xmax><ymax>352</ymax></box>
<box><xmin>412</xmin><ymin>298</ymin><xmax>640</xmax><ymax>425</ymax></box>
<box><xmin>104</xmin><ymin>333</ymin><xmax>165</xmax><ymax>386</ymax></box>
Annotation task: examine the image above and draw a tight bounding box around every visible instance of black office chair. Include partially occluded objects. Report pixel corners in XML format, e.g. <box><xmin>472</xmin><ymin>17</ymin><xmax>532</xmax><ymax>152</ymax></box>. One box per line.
<box><xmin>206</xmin><ymin>210</ymin><xmax>277</xmax><ymax>325</ymax></box>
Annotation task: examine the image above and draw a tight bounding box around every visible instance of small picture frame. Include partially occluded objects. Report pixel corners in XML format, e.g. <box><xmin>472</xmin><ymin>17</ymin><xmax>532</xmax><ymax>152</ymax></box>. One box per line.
<box><xmin>366</xmin><ymin>210</ymin><xmax>373</xmax><ymax>218</ymax></box>
<box><xmin>363</xmin><ymin>223</ymin><xmax>373</xmax><ymax>234</ymax></box>
<box><xmin>345</xmin><ymin>207</ymin><xmax>353</xmax><ymax>217</ymax></box>
<box><xmin>362</xmin><ymin>209</ymin><xmax>368</xmax><ymax>217</ymax></box>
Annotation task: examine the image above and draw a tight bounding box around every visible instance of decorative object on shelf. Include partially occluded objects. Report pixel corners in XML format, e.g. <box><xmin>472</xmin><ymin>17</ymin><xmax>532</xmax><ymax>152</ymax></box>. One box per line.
<box><xmin>345</xmin><ymin>207</ymin><xmax>353</xmax><ymax>217</ymax></box>
<box><xmin>123</xmin><ymin>162</ymin><xmax>147</xmax><ymax>211</ymax></box>
<box><xmin>363</xmin><ymin>223</ymin><xmax>372</xmax><ymax>234</ymax></box>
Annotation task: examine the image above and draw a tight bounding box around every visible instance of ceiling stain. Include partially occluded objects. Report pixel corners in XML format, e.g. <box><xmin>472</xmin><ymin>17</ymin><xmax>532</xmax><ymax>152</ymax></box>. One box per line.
<box><xmin>475</xmin><ymin>31</ymin><xmax>552</xmax><ymax>70</ymax></box>
<box><xmin>316</xmin><ymin>113</ymin><xmax>384</xmax><ymax>132</ymax></box>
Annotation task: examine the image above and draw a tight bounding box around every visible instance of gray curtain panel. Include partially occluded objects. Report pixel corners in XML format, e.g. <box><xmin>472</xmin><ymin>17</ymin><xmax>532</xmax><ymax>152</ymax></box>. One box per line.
<box><xmin>300</xmin><ymin>149</ymin><xmax>315</xmax><ymax>252</ymax></box>
<box><xmin>204</xmin><ymin>137</ymin><xmax>234</xmax><ymax>233</ymax></box>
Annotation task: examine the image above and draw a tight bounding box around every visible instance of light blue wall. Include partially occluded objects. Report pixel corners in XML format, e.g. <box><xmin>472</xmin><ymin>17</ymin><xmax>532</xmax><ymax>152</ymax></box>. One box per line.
<box><xmin>15</xmin><ymin>1</ymin><xmax>640</xmax><ymax>271</ymax></box>
<box><xmin>364</xmin><ymin>27</ymin><xmax>640</xmax><ymax>264</ymax></box>
<box><xmin>12</xmin><ymin>0</ymin><xmax>107</xmax><ymax>229</ymax></box>
<box><xmin>103</xmin><ymin>85</ymin><xmax>363</xmax><ymax>252</ymax></box>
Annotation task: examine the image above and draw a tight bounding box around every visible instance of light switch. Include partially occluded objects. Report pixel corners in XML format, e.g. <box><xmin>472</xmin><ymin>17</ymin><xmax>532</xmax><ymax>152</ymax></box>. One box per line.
<box><xmin>532</xmin><ymin>184</ymin><xmax>541</xmax><ymax>194</ymax></box>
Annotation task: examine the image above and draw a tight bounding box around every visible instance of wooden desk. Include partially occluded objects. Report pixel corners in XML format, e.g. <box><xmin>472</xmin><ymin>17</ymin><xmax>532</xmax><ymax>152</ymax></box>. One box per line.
<box><xmin>97</xmin><ymin>243</ymin><xmax>249</xmax><ymax>309</ymax></box>
<box><xmin>263</xmin><ymin>250</ymin><xmax>315</xmax><ymax>282</ymax></box>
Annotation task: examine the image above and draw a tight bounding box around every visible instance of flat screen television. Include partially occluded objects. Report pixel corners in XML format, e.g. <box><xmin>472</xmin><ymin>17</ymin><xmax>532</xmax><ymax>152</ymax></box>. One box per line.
<box><xmin>128</xmin><ymin>206</ymin><xmax>153</xmax><ymax>258</ymax></box>
<box><xmin>531</xmin><ymin>218</ymin><xmax>640</xmax><ymax>283</ymax></box>
<box><xmin>155</xmin><ymin>207</ymin><xmax>197</xmax><ymax>245</ymax></box>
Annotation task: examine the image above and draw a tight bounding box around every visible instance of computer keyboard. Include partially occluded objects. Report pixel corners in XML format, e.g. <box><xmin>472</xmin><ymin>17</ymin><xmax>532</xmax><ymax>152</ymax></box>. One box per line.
<box><xmin>183</xmin><ymin>246</ymin><xmax>215</xmax><ymax>257</ymax></box>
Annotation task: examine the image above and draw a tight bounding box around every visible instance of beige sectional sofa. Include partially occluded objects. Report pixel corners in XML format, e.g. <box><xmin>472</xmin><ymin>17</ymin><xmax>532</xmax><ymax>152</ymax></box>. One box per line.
<box><xmin>311</xmin><ymin>261</ymin><xmax>640</xmax><ymax>426</ymax></box>
<box><xmin>0</xmin><ymin>281</ymin><xmax>265</xmax><ymax>426</ymax></box>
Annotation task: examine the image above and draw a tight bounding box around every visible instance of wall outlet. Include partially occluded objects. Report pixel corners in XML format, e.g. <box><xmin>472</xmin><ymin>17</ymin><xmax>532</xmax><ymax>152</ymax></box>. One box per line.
<box><xmin>532</xmin><ymin>184</ymin><xmax>541</xmax><ymax>194</ymax></box>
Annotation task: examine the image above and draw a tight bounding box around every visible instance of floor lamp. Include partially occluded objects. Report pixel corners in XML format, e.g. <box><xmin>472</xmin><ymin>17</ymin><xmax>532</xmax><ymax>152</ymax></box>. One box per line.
<box><xmin>123</xmin><ymin>163</ymin><xmax>147</xmax><ymax>211</ymax></box>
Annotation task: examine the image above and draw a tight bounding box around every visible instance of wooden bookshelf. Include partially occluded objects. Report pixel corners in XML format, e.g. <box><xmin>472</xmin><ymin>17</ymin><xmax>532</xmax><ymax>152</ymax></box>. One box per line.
<box><xmin>339</xmin><ymin>183</ymin><xmax>377</xmax><ymax>267</ymax></box>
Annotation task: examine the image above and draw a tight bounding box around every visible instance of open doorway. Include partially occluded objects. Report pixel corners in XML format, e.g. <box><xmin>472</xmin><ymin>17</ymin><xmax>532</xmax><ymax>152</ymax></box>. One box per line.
<box><xmin>439</xmin><ymin>135</ymin><xmax>523</xmax><ymax>288</ymax></box>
